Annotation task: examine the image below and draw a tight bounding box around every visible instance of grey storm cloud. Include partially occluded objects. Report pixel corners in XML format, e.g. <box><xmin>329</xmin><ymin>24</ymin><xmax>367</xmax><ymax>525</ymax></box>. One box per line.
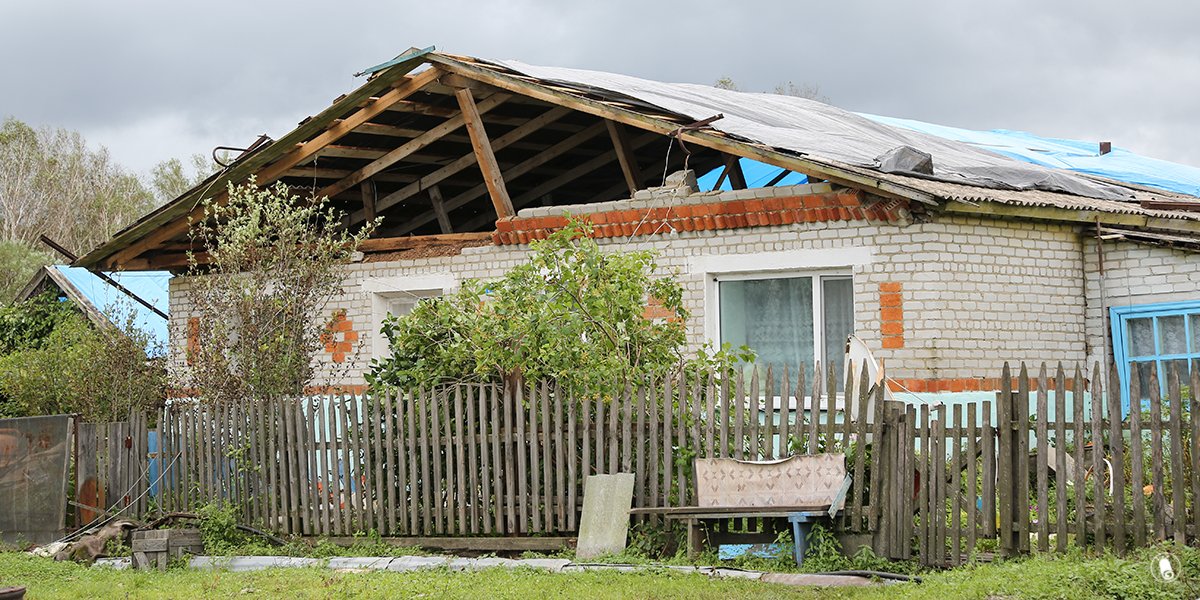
<box><xmin>3</xmin><ymin>0</ymin><xmax>1198</xmax><ymax>176</ymax></box>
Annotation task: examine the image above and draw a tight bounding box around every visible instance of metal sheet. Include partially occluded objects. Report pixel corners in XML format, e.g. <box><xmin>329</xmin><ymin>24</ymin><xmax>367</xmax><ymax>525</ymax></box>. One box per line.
<box><xmin>0</xmin><ymin>414</ymin><xmax>71</xmax><ymax>544</ymax></box>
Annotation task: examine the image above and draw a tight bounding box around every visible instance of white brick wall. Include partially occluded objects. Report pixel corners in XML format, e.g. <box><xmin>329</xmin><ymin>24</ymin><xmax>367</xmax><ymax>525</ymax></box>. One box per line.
<box><xmin>1082</xmin><ymin>238</ymin><xmax>1200</xmax><ymax>368</ymax></box>
<box><xmin>168</xmin><ymin>211</ymin><xmax>1109</xmax><ymax>387</ymax></box>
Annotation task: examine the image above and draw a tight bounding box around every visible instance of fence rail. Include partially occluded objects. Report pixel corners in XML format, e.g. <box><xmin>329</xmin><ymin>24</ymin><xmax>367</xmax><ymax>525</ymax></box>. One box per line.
<box><xmin>143</xmin><ymin>359</ymin><xmax>1198</xmax><ymax>566</ymax></box>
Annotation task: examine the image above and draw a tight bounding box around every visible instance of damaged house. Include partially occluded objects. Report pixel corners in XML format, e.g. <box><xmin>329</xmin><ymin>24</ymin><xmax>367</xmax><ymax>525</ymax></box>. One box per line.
<box><xmin>74</xmin><ymin>48</ymin><xmax>1200</xmax><ymax>407</ymax></box>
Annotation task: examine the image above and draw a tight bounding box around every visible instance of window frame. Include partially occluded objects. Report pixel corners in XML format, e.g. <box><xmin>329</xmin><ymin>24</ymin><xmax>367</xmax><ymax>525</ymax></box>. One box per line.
<box><xmin>363</xmin><ymin>273</ymin><xmax>458</xmax><ymax>359</ymax></box>
<box><xmin>1110</xmin><ymin>300</ymin><xmax>1200</xmax><ymax>411</ymax></box>
<box><xmin>711</xmin><ymin>268</ymin><xmax>855</xmax><ymax>373</ymax></box>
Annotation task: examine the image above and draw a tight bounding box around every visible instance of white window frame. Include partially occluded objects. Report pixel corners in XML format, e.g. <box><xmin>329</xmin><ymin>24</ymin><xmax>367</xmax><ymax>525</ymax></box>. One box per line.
<box><xmin>710</xmin><ymin>269</ymin><xmax>854</xmax><ymax>371</ymax></box>
<box><xmin>362</xmin><ymin>273</ymin><xmax>458</xmax><ymax>359</ymax></box>
<box><xmin>690</xmin><ymin>247</ymin><xmax>873</xmax><ymax>410</ymax></box>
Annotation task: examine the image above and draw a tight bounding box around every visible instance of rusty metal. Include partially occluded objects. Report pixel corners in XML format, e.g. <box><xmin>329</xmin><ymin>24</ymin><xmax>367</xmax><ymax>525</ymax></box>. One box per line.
<box><xmin>0</xmin><ymin>415</ymin><xmax>72</xmax><ymax>544</ymax></box>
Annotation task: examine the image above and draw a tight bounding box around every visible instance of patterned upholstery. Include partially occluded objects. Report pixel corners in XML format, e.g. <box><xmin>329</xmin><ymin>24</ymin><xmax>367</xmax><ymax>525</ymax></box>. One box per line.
<box><xmin>694</xmin><ymin>454</ymin><xmax>847</xmax><ymax>509</ymax></box>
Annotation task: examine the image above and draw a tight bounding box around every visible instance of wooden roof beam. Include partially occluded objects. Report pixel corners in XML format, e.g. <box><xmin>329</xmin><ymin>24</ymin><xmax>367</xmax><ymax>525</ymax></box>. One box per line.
<box><xmin>456</xmin><ymin>87</ymin><xmax>514</xmax><ymax>219</ymax></box>
<box><xmin>390</xmin><ymin>121</ymin><xmax>610</xmax><ymax>236</ymax></box>
<box><xmin>426</xmin><ymin>55</ymin><xmax>938</xmax><ymax>205</ymax></box>
<box><xmin>99</xmin><ymin>68</ymin><xmax>443</xmax><ymax>269</ymax></box>
<box><xmin>606</xmin><ymin>120</ymin><xmax>642</xmax><ymax>196</ymax></box>
<box><xmin>316</xmin><ymin>94</ymin><xmax>510</xmax><ymax>199</ymax></box>
<box><xmin>351</xmin><ymin>106</ymin><xmax>573</xmax><ymax>223</ymax></box>
<box><xmin>429</xmin><ymin>185</ymin><xmax>453</xmax><ymax>233</ymax></box>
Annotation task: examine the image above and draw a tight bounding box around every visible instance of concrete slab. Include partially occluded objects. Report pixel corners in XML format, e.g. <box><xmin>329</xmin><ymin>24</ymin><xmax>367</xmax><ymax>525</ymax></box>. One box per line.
<box><xmin>328</xmin><ymin>557</ymin><xmax>394</xmax><ymax>571</ymax></box>
<box><xmin>760</xmin><ymin>573</ymin><xmax>883</xmax><ymax>587</ymax></box>
<box><xmin>189</xmin><ymin>556</ymin><xmax>321</xmax><ymax>572</ymax></box>
<box><xmin>466</xmin><ymin>557</ymin><xmax>520</xmax><ymax>570</ymax></box>
<box><xmin>575</xmin><ymin>473</ymin><xmax>635</xmax><ymax>559</ymax></box>
<box><xmin>92</xmin><ymin>557</ymin><xmax>131</xmax><ymax>570</ymax></box>
<box><xmin>713</xmin><ymin>568</ymin><xmax>765</xmax><ymax>580</ymax></box>
<box><xmin>516</xmin><ymin>558</ymin><xmax>571</xmax><ymax>572</ymax></box>
<box><xmin>385</xmin><ymin>555</ymin><xmax>450</xmax><ymax>572</ymax></box>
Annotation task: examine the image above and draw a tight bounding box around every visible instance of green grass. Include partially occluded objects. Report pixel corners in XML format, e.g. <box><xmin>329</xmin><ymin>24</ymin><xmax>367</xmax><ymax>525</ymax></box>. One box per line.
<box><xmin>0</xmin><ymin>553</ymin><xmax>796</xmax><ymax>599</ymax></box>
<box><xmin>1</xmin><ymin>544</ymin><xmax>1198</xmax><ymax>599</ymax></box>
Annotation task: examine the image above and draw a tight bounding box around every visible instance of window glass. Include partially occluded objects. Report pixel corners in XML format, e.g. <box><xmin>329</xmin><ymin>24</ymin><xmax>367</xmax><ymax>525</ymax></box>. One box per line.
<box><xmin>1190</xmin><ymin>314</ymin><xmax>1200</xmax><ymax>353</ymax></box>
<box><xmin>720</xmin><ymin>277</ymin><xmax>814</xmax><ymax>387</ymax></box>
<box><xmin>823</xmin><ymin>277</ymin><xmax>854</xmax><ymax>391</ymax></box>
<box><xmin>1130</xmin><ymin>361</ymin><xmax>1152</xmax><ymax>401</ymax></box>
<box><xmin>1128</xmin><ymin>318</ymin><xmax>1155</xmax><ymax>357</ymax></box>
<box><xmin>1159</xmin><ymin>315</ymin><xmax>1187</xmax><ymax>355</ymax></box>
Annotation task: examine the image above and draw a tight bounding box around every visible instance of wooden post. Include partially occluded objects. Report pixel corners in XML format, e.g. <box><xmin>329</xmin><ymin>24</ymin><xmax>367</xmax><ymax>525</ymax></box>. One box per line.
<box><xmin>605</xmin><ymin>120</ymin><xmax>641</xmax><ymax>196</ymax></box>
<box><xmin>454</xmin><ymin>87</ymin><xmax>515</xmax><ymax>218</ymax></box>
<box><xmin>429</xmin><ymin>185</ymin><xmax>453</xmax><ymax>234</ymax></box>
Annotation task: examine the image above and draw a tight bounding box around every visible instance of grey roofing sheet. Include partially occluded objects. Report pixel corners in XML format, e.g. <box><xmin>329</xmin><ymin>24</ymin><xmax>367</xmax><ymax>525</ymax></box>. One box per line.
<box><xmin>496</xmin><ymin>60</ymin><xmax>1140</xmax><ymax>202</ymax></box>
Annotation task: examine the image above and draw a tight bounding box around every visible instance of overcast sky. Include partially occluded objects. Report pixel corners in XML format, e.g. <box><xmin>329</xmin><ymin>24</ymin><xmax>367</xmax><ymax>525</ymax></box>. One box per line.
<box><xmin>3</xmin><ymin>1</ymin><xmax>1198</xmax><ymax>178</ymax></box>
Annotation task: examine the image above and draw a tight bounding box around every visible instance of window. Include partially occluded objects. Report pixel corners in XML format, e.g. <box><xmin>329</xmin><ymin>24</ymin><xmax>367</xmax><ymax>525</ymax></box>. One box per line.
<box><xmin>1111</xmin><ymin>301</ymin><xmax>1200</xmax><ymax>409</ymax></box>
<box><xmin>716</xmin><ymin>272</ymin><xmax>854</xmax><ymax>390</ymax></box>
<box><xmin>363</xmin><ymin>274</ymin><xmax>456</xmax><ymax>359</ymax></box>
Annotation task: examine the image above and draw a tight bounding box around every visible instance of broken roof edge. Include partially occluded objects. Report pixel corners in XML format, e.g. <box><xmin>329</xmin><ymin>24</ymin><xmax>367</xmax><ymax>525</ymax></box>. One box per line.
<box><xmin>74</xmin><ymin>48</ymin><xmax>436</xmax><ymax>270</ymax></box>
<box><xmin>74</xmin><ymin>48</ymin><xmax>1200</xmax><ymax>271</ymax></box>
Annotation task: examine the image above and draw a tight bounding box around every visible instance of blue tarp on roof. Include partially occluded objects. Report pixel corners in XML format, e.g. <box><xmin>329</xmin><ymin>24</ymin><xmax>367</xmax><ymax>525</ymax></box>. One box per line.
<box><xmin>862</xmin><ymin>114</ymin><xmax>1200</xmax><ymax>198</ymax></box>
<box><xmin>53</xmin><ymin>266</ymin><xmax>170</xmax><ymax>354</ymax></box>
<box><xmin>699</xmin><ymin>116</ymin><xmax>1200</xmax><ymax>199</ymax></box>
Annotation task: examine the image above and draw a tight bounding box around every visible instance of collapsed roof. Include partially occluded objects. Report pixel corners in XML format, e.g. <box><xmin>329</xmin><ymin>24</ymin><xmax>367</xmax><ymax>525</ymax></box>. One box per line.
<box><xmin>76</xmin><ymin>47</ymin><xmax>1200</xmax><ymax>271</ymax></box>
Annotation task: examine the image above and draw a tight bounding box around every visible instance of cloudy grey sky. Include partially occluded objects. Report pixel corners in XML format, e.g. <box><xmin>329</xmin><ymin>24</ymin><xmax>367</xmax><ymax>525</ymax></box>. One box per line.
<box><xmin>3</xmin><ymin>1</ymin><xmax>1198</xmax><ymax>178</ymax></box>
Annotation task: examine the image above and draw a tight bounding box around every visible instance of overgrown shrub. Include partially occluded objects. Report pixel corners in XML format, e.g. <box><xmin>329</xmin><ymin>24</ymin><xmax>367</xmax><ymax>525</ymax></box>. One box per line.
<box><xmin>368</xmin><ymin>219</ymin><xmax>751</xmax><ymax>399</ymax></box>
<box><xmin>0</xmin><ymin>303</ymin><xmax>164</xmax><ymax>420</ymax></box>
<box><xmin>183</xmin><ymin>180</ymin><xmax>374</xmax><ymax>402</ymax></box>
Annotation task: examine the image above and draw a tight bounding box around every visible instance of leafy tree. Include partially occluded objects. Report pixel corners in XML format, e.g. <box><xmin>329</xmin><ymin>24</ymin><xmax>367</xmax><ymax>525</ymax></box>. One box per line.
<box><xmin>0</xmin><ymin>117</ymin><xmax>155</xmax><ymax>257</ymax></box>
<box><xmin>184</xmin><ymin>180</ymin><xmax>374</xmax><ymax>403</ymax></box>
<box><xmin>713</xmin><ymin>78</ymin><xmax>829</xmax><ymax>102</ymax></box>
<box><xmin>0</xmin><ymin>305</ymin><xmax>164</xmax><ymax>420</ymax></box>
<box><xmin>149</xmin><ymin>153</ymin><xmax>222</xmax><ymax>205</ymax></box>
<box><xmin>0</xmin><ymin>240</ymin><xmax>51</xmax><ymax>305</ymax></box>
<box><xmin>0</xmin><ymin>291</ymin><xmax>75</xmax><ymax>355</ymax></box>
<box><xmin>368</xmin><ymin>220</ymin><xmax>746</xmax><ymax>399</ymax></box>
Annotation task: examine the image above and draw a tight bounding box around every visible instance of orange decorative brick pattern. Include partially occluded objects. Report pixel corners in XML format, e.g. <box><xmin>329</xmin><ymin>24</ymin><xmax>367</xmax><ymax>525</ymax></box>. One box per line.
<box><xmin>185</xmin><ymin>317</ymin><xmax>200</xmax><ymax>365</ymax></box>
<box><xmin>887</xmin><ymin>377</ymin><xmax>1078</xmax><ymax>394</ymax></box>
<box><xmin>879</xmin><ymin>282</ymin><xmax>904</xmax><ymax>349</ymax></box>
<box><xmin>492</xmin><ymin>190</ymin><xmax>907</xmax><ymax>245</ymax></box>
<box><xmin>322</xmin><ymin>309</ymin><xmax>358</xmax><ymax>364</ymax></box>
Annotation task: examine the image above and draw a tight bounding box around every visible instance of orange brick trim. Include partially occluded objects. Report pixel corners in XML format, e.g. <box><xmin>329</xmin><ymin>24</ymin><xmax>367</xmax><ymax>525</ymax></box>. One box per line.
<box><xmin>879</xmin><ymin>282</ymin><xmax>904</xmax><ymax>349</ymax></box>
<box><xmin>887</xmin><ymin>377</ymin><xmax>1079</xmax><ymax>394</ymax></box>
<box><xmin>322</xmin><ymin>309</ymin><xmax>356</xmax><ymax>364</ymax></box>
<box><xmin>186</xmin><ymin>317</ymin><xmax>200</xmax><ymax>365</ymax></box>
<box><xmin>492</xmin><ymin>190</ymin><xmax>909</xmax><ymax>244</ymax></box>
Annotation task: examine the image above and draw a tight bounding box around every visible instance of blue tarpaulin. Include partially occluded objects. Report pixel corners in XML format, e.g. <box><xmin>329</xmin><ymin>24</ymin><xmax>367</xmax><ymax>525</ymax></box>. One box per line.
<box><xmin>52</xmin><ymin>266</ymin><xmax>170</xmax><ymax>354</ymax></box>
<box><xmin>700</xmin><ymin>116</ymin><xmax>1200</xmax><ymax>199</ymax></box>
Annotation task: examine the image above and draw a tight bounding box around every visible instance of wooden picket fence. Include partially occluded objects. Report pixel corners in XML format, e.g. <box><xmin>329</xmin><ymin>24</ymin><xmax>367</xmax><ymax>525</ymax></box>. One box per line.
<box><xmin>74</xmin><ymin>410</ymin><xmax>152</xmax><ymax>525</ymax></box>
<box><xmin>144</xmin><ymin>359</ymin><xmax>1199</xmax><ymax>566</ymax></box>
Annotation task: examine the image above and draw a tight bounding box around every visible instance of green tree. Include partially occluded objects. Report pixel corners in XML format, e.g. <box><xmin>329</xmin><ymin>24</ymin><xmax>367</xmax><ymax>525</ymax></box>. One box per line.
<box><xmin>0</xmin><ymin>117</ymin><xmax>155</xmax><ymax>257</ymax></box>
<box><xmin>0</xmin><ymin>304</ymin><xmax>164</xmax><ymax>420</ymax></box>
<box><xmin>368</xmin><ymin>220</ymin><xmax>744</xmax><ymax>399</ymax></box>
<box><xmin>0</xmin><ymin>241</ymin><xmax>51</xmax><ymax>305</ymax></box>
<box><xmin>184</xmin><ymin>180</ymin><xmax>374</xmax><ymax>402</ymax></box>
<box><xmin>149</xmin><ymin>153</ymin><xmax>221</xmax><ymax>205</ymax></box>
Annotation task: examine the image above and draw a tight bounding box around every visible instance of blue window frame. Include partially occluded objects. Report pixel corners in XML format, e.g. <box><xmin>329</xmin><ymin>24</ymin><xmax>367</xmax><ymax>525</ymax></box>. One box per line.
<box><xmin>1110</xmin><ymin>300</ymin><xmax>1200</xmax><ymax>411</ymax></box>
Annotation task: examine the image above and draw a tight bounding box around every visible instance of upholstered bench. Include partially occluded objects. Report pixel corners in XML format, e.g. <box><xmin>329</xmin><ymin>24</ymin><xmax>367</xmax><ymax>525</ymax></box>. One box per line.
<box><xmin>631</xmin><ymin>454</ymin><xmax>851</xmax><ymax>565</ymax></box>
